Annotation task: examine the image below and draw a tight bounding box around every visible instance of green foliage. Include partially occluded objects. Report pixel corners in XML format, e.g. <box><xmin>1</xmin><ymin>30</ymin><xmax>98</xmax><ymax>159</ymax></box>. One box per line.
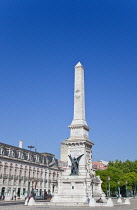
<box><xmin>96</xmin><ymin>160</ymin><xmax>137</xmax><ymax>194</ymax></box>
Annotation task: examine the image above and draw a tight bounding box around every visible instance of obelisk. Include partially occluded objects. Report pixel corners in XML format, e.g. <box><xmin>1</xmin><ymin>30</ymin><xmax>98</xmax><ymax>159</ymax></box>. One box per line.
<box><xmin>69</xmin><ymin>62</ymin><xmax>90</xmax><ymax>141</ymax></box>
<box><xmin>51</xmin><ymin>62</ymin><xmax>104</xmax><ymax>205</ymax></box>
<box><xmin>66</xmin><ymin>62</ymin><xmax>94</xmax><ymax>175</ymax></box>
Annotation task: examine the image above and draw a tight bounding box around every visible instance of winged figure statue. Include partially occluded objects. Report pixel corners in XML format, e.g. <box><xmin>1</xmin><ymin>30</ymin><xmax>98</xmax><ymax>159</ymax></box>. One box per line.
<box><xmin>68</xmin><ymin>154</ymin><xmax>84</xmax><ymax>175</ymax></box>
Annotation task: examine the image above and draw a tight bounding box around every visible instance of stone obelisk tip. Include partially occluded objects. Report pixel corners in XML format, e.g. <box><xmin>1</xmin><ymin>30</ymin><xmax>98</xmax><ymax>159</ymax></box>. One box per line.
<box><xmin>75</xmin><ymin>62</ymin><xmax>84</xmax><ymax>69</ymax></box>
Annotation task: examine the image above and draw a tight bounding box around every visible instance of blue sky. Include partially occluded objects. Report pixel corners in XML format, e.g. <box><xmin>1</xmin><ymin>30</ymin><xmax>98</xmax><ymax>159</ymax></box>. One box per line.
<box><xmin>0</xmin><ymin>0</ymin><xmax>137</xmax><ymax>162</ymax></box>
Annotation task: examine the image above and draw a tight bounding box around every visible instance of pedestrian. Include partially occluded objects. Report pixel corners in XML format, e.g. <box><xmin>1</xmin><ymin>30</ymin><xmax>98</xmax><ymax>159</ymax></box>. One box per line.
<box><xmin>14</xmin><ymin>195</ymin><xmax>16</xmax><ymax>200</ymax></box>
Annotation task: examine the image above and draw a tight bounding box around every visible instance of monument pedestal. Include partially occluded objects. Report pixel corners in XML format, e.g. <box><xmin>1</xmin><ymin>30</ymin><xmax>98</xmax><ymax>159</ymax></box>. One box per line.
<box><xmin>51</xmin><ymin>140</ymin><xmax>105</xmax><ymax>205</ymax></box>
<box><xmin>51</xmin><ymin>171</ymin><xmax>105</xmax><ymax>204</ymax></box>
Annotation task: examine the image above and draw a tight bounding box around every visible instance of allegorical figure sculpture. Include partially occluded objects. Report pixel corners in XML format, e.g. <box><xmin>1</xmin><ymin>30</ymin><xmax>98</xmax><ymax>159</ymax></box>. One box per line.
<box><xmin>68</xmin><ymin>154</ymin><xmax>84</xmax><ymax>175</ymax></box>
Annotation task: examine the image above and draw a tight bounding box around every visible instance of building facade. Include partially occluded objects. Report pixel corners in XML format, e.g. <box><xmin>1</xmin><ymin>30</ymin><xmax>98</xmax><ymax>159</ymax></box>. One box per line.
<box><xmin>58</xmin><ymin>161</ymin><xmax>68</xmax><ymax>171</ymax></box>
<box><xmin>0</xmin><ymin>142</ymin><xmax>62</xmax><ymax>200</ymax></box>
<box><xmin>92</xmin><ymin>161</ymin><xmax>108</xmax><ymax>170</ymax></box>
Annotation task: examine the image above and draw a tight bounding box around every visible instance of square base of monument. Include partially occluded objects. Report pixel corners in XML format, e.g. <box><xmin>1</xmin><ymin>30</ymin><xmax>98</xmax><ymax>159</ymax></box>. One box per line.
<box><xmin>49</xmin><ymin>202</ymin><xmax>88</xmax><ymax>206</ymax></box>
<box><xmin>51</xmin><ymin>195</ymin><xmax>88</xmax><ymax>205</ymax></box>
<box><xmin>50</xmin><ymin>174</ymin><xmax>104</xmax><ymax>206</ymax></box>
<box><xmin>51</xmin><ymin>175</ymin><xmax>88</xmax><ymax>204</ymax></box>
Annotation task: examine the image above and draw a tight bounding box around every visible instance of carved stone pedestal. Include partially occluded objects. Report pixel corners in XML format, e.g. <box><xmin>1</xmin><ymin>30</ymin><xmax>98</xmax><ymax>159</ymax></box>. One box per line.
<box><xmin>51</xmin><ymin>140</ymin><xmax>104</xmax><ymax>205</ymax></box>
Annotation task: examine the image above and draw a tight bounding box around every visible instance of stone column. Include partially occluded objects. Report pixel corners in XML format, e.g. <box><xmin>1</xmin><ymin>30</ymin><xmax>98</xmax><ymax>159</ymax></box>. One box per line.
<box><xmin>71</xmin><ymin>62</ymin><xmax>86</xmax><ymax>125</ymax></box>
<box><xmin>69</xmin><ymin>62</ymin><xmax>90</xmax><ymax>141</ymax></box>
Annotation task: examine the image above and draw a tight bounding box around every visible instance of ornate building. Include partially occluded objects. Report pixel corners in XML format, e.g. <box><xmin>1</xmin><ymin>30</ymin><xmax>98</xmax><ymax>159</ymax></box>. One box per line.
<box><xmin>0</xmin><ymin>141</ymin><xmax>62</xmax><ymax>200</ymax></box>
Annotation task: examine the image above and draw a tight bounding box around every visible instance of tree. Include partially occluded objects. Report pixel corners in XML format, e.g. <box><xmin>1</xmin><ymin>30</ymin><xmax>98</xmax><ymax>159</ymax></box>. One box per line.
<box><xmin>96</xmin><ymin>160</ymin><xmax>137</xmax><ymax>196</ymax></box>
<box><xmin>96</xmin><ymin>167</ymin><xmax>124</xmax><ymax>194</ymax></box>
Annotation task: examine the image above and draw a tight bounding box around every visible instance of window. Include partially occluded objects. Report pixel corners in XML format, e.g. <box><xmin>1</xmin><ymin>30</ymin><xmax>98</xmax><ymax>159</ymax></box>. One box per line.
<box><xmin>4</xmin><ymin>167</ymin><xmax>6</xmax><ymax>175</ymax></box>
<box><xmin>20</xmin><ymin>170</ymin><xmax>22</xmax><ymax>176</ymax></box>
<box><xmin>23</xmin><ymin>188</ymin><xmax>26</xmax><ymax>195</ymax></box>
<box><xmin>15</xmin><ymin>169</ymin><xmax>17</xmax><ymax>175</ymax></box>
<box><xmin>41</xmin><ymin>170</ymin><xmax>43</xmax><ymax>178</ymax></box>
<box><xmin>9</xmin><ymin>168</ymin><xmax>12</xmax><ymax>174</ymax></box>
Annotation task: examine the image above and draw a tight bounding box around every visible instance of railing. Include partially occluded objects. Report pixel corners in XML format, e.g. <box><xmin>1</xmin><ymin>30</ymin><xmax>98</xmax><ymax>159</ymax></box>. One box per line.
<box><xmin>24</xmin><ymin>177</ymin><xmax>28</xmax><ymax>181</ymax></box>
<box><xmin>0</xmin><ymin>174</ymin><xmax>2</xmax><ymax>179</ymax></box>
<box><xmin>9</xmin><ymin>174</ymin><xmax>13</xmax><ymax>179</ymax></box>
<box><xmin>51</xmin><ymin>179</ymin><xmax>57</xmax><ymax>183</ymax></box>
<box><xmin>19</xmin><ymin>176</ymin><xmax>23</xmax><ymax>180</ymax></box>
<box><xmin>30</xmin><ymin>176</ymin><xmax>35</xmax><ymax>180</ymax></box>
<box><xmin>37</xmin><ymin>178</ymin><xmax>43</xmax><ymax>182</ymax></box>
<box><xmin>14</xmin><ymin>175</ymin><xmax>18</xmax><ymax>179</ymax></box>
<box><xmin>3</xmin><ymin>174</ymin><xmax>8</xmax><ymax>179</ymax></box>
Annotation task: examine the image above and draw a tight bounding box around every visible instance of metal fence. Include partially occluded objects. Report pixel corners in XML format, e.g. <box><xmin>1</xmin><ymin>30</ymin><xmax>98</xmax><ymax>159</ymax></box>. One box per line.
<box><xmin>30</xmin><ymin>190</ymin><xmax>52</xmax><ymax>200</ymax></box>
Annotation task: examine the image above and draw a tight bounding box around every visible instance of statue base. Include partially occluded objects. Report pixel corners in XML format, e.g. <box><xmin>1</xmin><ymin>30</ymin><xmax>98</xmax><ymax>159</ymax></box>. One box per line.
<box><xmin>51</xmin><ymin>138</ymin><xmax>106</xmax><ymax>205</ymax></box>
<box><xmin>51</xmin><ymin>168</ymin><xmax>105</xmax><ymax>205</ymax></box>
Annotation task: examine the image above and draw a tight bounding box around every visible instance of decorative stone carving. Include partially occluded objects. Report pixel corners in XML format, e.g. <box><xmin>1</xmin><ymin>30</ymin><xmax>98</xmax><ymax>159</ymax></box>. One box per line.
<box><xmin>86</xmin><ymin>158</ymin><xmax>92</xmax><ymax>174</ymax></box>
<box><xmin>0</xmin><ymin>147</ymin><xmax>5</xmax><ymax>155</ymax></box>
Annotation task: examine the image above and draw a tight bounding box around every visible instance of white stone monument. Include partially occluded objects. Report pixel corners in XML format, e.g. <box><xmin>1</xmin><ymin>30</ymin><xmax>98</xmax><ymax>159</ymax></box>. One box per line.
<box><xmin>51</xmin><ymin>62</ymin><xmax>105</xmax><ymax>205</ymax></box>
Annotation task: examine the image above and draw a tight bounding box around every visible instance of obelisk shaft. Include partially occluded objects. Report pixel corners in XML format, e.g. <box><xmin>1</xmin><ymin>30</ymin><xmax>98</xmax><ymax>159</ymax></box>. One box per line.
<box><xmin>71</xmin><ymin>62</ymin><xmax>87</xmax><ymax>126</ymax></box>
<box><xmin>69</xmin><ymin>62</ymin><xmax>89</xmax><ymax>140</ymax></box>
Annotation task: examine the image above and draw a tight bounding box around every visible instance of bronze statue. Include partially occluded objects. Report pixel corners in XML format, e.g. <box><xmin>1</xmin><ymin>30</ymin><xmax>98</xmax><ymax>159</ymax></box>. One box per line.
<box><xmin>68</xmin><ymin>154</ymin><xmax>84</xmax><ymax>175</ymax></box>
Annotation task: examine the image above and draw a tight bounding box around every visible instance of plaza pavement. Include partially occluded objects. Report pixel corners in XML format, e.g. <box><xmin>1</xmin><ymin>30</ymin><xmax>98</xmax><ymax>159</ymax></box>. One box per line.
<box><xmin>0</xmin><ymin>198</ymin><xmax>137</xmax><ymax>210</ymax></box>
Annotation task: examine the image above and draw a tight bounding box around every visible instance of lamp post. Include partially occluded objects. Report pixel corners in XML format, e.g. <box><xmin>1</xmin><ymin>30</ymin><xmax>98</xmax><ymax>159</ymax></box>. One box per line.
<box><xmin>118</xmin><ymin>181</ymin><xmax>120</xmax><ymax>198</ymax></box>
<box><xmin>125</xmin><ymin>180</ymin><xmax>128</xmax><ymax>197</ymax></box>
<box><xmin>28</xmin><ymin>145</ymin><xmax>35</xmax><ymax>151</ymax></box>
<box><xmin>134</xmin><ymin>182</ymin><xmax>136</xmax><ymax>198</ymax></box>
<box><xmin>108</xmin><ymin>176</ymin><xmax>110</xmax><ymax>197</ymax></box>
<box><xmin>133</xmin><ymin>178</ymin><xmax>136</xmax><ymax>198</ymax></box>
<box><xmin>27</xmin><ymin>145</ymin><xmax>34</xmax><ymax>197</ymax></box>
<box><xmin>91</xmin><ymin>179</ymin><xmax>94</xmax><ymax>198</ymax></box>
<box><xmin>27</xmin><ymin>166</ymin><xmax>31</xmax><ymax>197</ymax></box>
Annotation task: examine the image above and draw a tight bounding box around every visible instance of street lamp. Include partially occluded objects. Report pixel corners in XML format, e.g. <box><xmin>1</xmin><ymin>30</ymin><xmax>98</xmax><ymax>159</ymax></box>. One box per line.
<box><xmin>134</xmin><ymin>182</ymin><xmax>136</xmax><ymax>198</ymax></box>
<box><xmin>133</xmin><ymin>178</ymin><xmax>136</xmax><ymax>198</ymax></box>
<box><xmin>125</xmin><ymin>180</ymin><xmax>128</xmax><ymax>197</ymax></box>
<box><xmin>28</xmin><ymin>145</ymin><xmax>35</xmax><ymax>151</ymax></box>
<box><xmin>108</xmin><ymin>176</ymin><xmax>110</xmax><ymax>197</ymax></box>
<box><xmin>118</xmin><ymin>181</ymin><xmax>120</xmax><ymax>198</ymax></box>
<box><xmin>27</xmin><ymin>145</ymin><xmax>34</xmax><ymax>197</ymax></box>
<box><xmin>91</xmin><ymin>179</ymin><xmax>94</xmax><ymax>198</ymax></box>
<box><xmin>27</xmin><ymin>166</ymin><xmax>31</xmax><ymax>197</ymax></box>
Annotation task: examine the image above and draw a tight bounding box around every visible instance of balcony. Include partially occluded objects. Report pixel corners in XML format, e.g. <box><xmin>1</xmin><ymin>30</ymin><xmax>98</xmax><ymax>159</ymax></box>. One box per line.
<box><xmin>0</xmin><ymin>174</ymin><xmax>2</xmax><ymax>179</ymax></box>
<box><xmin>38</xmin><ymin>178</ymin><xmax>43</xmax><ymax>182</ymax></box>
<box><xmin>9</xmin><ymin>174</ymin><xmax>13</xmax><ymax>179</ymax></box>
<box><xmin>14</xmin><ymin>175</ymin><xmax>18</xmax><ymax>179</ymax></box>
<box><xmin>29</xmin><ymin>177</ymin><xmax>35</xmax><ymax>181</ymax></box>
<box><xmin>24</xmin><ymin>176</ymin><xmax>28</xmax><ymax>181</ymax></box>
<box><xmin>19</xmin><ymin>176</ymin><xmax>23</xmax><ymax>180</ymax></box>
<box><xmin>51</xmin><ymin>179</ymin><xmax>57</xmax><ymax>183</ymax></box>
<box><xmin>3</xmin><ymin>174</ymin><xmax>8</xmax><ymax>179</ymax></box>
